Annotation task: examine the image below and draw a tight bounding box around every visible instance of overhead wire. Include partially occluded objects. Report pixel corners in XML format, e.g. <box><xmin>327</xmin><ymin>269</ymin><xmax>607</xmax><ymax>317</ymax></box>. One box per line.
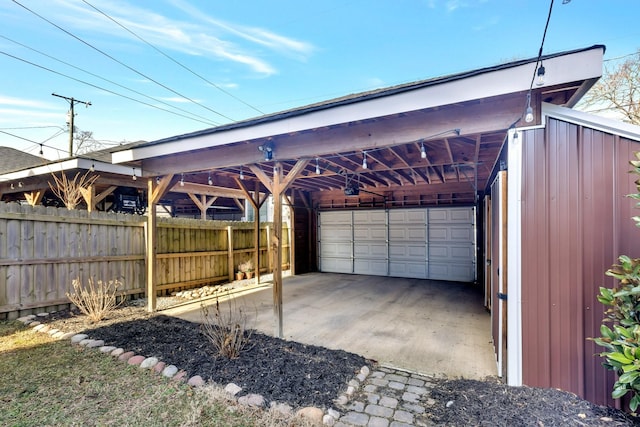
<box><xmin>0</xmin><ymin>49</ymin><xmax>221</xmax><ymax>127</ymax></box>
<box><xmin>10</xmin><ymin>0</ymin><xmax>235</xmax><ymax>123</ymax></box>
<box><xmin>0</xmin><ymin>34</ymin><xmax>220</xmax><ymax>127</ymax></box>
<box><xmin>80</xmin><ymin>0</ymin><xmax>265</xmax><ymax>116</ymax></box>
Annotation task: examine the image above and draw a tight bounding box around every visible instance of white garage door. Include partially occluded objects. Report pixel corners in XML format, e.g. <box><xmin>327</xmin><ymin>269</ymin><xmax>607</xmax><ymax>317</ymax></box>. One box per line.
<box><xmin>319</xmin><ymin>207</ymin><xmax>476</xmax><ymax>281</ymax></box>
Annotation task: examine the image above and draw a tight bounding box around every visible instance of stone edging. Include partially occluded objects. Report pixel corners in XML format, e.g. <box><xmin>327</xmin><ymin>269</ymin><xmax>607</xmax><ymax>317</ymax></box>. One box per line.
<box><xmin>14</xmin><ymin>312</ymin><xmax>369</xmax><ymax>426</ymax></box>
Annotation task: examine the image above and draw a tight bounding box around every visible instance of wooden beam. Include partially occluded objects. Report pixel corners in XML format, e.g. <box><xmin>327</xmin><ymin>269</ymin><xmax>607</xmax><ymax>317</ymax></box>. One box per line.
<box><xmin>24</xmin><ymin>191</ymin><xmax>43</xmax><ymax>206</ymax></box>
<box><xmin>79</xmin><ymin>185</ymin><xmax>96</xmax><ymax>212</ymax></box>
<box><xmin>171</xmin><ymin>181</ymin><xmax>245</xmax><ymax>199</ymax></box>
<box><xmin>187</xmin><ymin>193</ymin><xmax>218</xmax><ymax>219</ymax></box>
<box><xmin>151</xmin><ymin>174</ymin><xmax>174</xmax><ymax>204</ymax></box>
<box><xmin>140</xmin><ymin>96</ymin><xmax>522</xmax><ymax>175</ymax></box>
<box><xmin>95</xmin><ymin>186</ymin><xmax>117</xmax><ymax>204</ymax></box>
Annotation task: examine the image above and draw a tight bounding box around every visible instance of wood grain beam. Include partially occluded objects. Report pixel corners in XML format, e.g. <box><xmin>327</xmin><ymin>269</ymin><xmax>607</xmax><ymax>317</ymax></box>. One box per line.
<box><xmin>140</xmin><ymin>95</ymin><xmax>523</xmax><ymax>175</ymax></box>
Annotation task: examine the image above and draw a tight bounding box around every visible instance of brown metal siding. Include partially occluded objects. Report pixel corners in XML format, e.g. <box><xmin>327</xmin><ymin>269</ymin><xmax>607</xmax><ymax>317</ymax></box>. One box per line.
<box><xmin>520</xmin><ymin>117</ymin><xmax>640</xmax><ymax>406</ymax></box>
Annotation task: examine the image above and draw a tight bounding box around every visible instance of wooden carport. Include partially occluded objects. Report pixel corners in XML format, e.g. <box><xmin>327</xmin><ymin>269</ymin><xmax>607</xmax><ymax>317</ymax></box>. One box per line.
<box><xmin>112</xmin><ymin>45</ymin><xmax>604</xmax><ymax>338</ymax></box>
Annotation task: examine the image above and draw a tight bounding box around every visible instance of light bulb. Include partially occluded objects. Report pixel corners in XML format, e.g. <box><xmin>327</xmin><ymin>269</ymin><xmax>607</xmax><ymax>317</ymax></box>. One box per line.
<box><xmin>525</xmin><ymin>106</ymin><xmax>534</xmax><ymax>123</ymax></box>
<box><xmin>315</xmin><ymin>158</ymin><xmax>321</xmax><ymax>175</ymax></box>
<box><xmin>180</xmin><ymin>174</ymin><xmax>185</xmax><ymax>187</ymax></box>
<box><xmin>132</xmin><ymin>168</ymin><xmax>137</xmax><ymax>181</ymax></box>
<box><xmin>208</xmin><ymin>173</ymin><xmax>213</xmax><ymax>186</ymax></box>
<box><xmin>420</xmin><ymin>143</ymin><xmax>427</xmax><ymax>159</ymax></box>
<box><xmin>536</xmin><ymin>65</ymin><xmax>546</xmax><ymax>86</ymax></box>
<box><xmin>240</xmin><ymin>168</ymin><xmax>244</xmax><ymax>180</ymax></box>
<box><xmin>362</xmin><ymin>152</ymin><xmax>368</xmax><ymax>170</ymax></box>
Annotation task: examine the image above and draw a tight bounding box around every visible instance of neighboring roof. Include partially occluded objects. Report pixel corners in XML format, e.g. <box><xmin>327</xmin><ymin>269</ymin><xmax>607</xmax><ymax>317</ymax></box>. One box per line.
<box><xmin>0</xmin><ymin>147</ymin><xmax>45</xmax><ymax>174</ymax></box>
<box><xmin>120</xmin><ymin>45</ymin><xmax>606</xmax><ymax>151</ymax></box>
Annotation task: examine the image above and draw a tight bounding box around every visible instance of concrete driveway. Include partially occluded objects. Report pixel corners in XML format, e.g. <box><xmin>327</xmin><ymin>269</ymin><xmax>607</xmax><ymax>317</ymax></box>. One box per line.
<box><xmin>165</xmin><ymin>273</ymin><xmax>497</xmax><ymax>380</ymax></box>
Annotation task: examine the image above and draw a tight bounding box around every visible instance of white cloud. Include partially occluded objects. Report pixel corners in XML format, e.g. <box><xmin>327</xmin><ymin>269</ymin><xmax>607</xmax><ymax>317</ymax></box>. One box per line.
<box><xmin>0</xmin><ymin>95</ymin><xmax>54</xmax><ymax>109</ymax></box>
<box><xmin>45</xmin><ymin>0</ymin><xmax>314</xmax><ymax>76</ymax></box>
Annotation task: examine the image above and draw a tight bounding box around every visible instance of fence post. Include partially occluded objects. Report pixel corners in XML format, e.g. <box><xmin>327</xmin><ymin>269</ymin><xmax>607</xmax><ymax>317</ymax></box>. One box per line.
<box><xmin>227</xmin><ymin>225</ymin><xmax>234</xmax><ymax>282</ymax></box>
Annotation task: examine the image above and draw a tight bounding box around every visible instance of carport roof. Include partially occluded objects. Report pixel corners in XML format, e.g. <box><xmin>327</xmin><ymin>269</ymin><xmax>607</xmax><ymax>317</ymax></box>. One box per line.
<box><xmin>112</xmin><ymin>45</ymin><xmax>605</xmax><ymax>204</ymax></box>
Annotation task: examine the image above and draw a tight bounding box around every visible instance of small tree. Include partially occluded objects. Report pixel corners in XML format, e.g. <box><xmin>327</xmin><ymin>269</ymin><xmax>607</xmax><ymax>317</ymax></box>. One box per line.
<box><xmin>48</xmin><ymin>170</ymin><xmax>99</xmax><ymax>210</ymax></box>
<box><xmin>593</xmin><ymin>152</ymin><xmax>640</xmax><ymax>411</ymax></box>
<box><xmin>579</xmin><ymin>49</ymin><xmax>640</xmax><ymax>125</ymax></box>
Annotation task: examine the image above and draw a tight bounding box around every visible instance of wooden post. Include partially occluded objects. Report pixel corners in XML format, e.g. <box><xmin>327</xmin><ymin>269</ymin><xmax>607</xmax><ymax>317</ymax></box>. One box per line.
<box><xmin>272</xmin><ymin>162</ymin><xmax>283</xmax><ymax>338</ymax></box>
<box><xmin>145</xmin><ymin>174</ymin><xmax>173</xmax><ymax>312</ymax></box>
<box><xmin>227</xmin><ymin>225</ymin><xmax>234</xmax><ymax>282</ymax></box>
<box><xmin>249</xmin><ymin>159</ymin><xmax>309</xmax><ymax>338</ymax></box>
<box><xmin>146</xmin><ymin>178</ymin><xmax>157</xmax><ymax>312</ymax></box>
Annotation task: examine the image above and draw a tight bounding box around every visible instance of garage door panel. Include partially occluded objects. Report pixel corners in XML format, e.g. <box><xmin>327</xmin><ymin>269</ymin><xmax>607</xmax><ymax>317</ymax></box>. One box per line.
<box><xmin>354</xmin><ymin>225</ymin><xmax>387</xmax><ymax>240</ymax></box>
<box><xmin>320</xmin><ymin>242</ymin><xmax>351</xmax><ymax>257</ymax></box>
<box><xmin>390</xmin><ymin>243</ymin><xmax>425</xmax><ymax>259</ymax></box>
<box><xmin>389</xmin><ymin>226</ymin><xmax>426</xmax><ymax>241</ymax></box>
<box><xmin>389</xmin><ymin>209</ymin><xmax>427</xmax><ymax>224</ymax></box>
<box><xmin>430</xmin><ymin>244</ymin><xmax>474</xmax><ymax>260</ymax></box>
<box><xmin>430</xmin><ymin>262</ymin><xmax>475</xmax><ymax>281</ymax></box>
<box><xmin>321</xmin><ymin>211</ymin><xmax>352</xmax><ymax>225</ymax></box>
<box><xmin>429</xmin><ymin>226</ymin><xmax>473</xmax><ymax>242</ymax></box>
<box><xmin>354</xmin><ymin>259</ymin><xmax>388</xmax><ymax>276</ymax></box>
<box><xmin>430</xmin><ymin>207</ymin><xmax>473</xmax><ymax>223</ymax></box>
<box><xmin>389</xmin><ymin>261</ymin><xmax>427</xmax><ymax>278</ymax></box>
<box><xmin>354</xmin><ymin>243</ymin><xmax>388</xmax><ymax>258</ymax></box>
<box><xmin>320</xmin><ymin>257</ymin><xmax>352</xmax><ymax>274</ymax></box>
<box><xmin>354</xmin><ymin>210</ymin><xmax>386</xmax><ymax>223</ymax></box>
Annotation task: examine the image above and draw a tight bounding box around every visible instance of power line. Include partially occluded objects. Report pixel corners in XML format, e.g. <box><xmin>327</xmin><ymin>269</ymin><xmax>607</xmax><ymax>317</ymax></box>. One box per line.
<box><xmin>10</xmin><ymin>0</ymin><xmax>235</xmax><ymax>123</ymax></box>
<box><xmin>0</xmin><ymin>49</ymin><xmax>221</xmax><ymax>127</ymax></box>
<box><xmin>80</xmin><ymin>0</ymin><xmax>265</xmax><ymax>116</ymax></box>
<box><xmin>0</xmin><ymin>33</ymin><xmax>220</xmax><ymax>127</ymax></box>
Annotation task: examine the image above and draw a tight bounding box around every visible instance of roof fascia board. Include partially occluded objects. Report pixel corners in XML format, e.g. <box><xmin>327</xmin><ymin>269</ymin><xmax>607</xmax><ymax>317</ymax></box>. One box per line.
<box><xmin>0</xmin><ymin>158</ymin><xmax>139</xmax><ymax>181</ymax></box>
<box><xmin>542</xmin><ymin>102</ymin><xmax>640</xmax><ymax>141</ymax></box>
<box><xmin>113</xmin><ymin>47</ymin><xmax>604</xmax><ymax>164</ymax></box>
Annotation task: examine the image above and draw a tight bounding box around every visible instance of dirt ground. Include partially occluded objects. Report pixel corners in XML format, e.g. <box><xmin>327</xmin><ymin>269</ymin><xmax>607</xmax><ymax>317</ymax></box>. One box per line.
<box><xmin>40</xmin><ymin>302</ymin><xmax>640</xmax><ymax>426</ymax></box>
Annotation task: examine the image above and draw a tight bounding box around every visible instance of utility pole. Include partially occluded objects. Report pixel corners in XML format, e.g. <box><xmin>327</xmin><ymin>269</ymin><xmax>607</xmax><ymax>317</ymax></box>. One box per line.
<box><xmin>52</xmin><ymin>93</ymin><xmax>91</xmax><ymax>156</ymax></box>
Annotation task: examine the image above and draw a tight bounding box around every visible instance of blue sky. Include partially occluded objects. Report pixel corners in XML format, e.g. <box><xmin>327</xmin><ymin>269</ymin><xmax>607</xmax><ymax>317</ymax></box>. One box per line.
<box><xmin>1</xmin><ymin>0</ymin><xmax>638</xmax><ymax>160</ymax></box>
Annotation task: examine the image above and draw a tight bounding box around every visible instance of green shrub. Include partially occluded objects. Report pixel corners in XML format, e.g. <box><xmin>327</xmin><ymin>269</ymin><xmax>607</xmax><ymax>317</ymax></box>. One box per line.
<box><xmin>594</xmin><ymin>256</ymin><xmax>640</xmax><ymax>411</ymax></box>
<box><xmin>593</xmin><ymin>152</ymin><xmax>640</xmax><ymax>411</ymax></box>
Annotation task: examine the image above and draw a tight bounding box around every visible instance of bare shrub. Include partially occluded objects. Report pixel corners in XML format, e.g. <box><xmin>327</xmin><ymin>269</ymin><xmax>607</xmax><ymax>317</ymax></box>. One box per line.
<box><xmin>48</xmin><ymin>170</ymin><xmax>99</xmax><ymax>210</ymax></box>
<box><xmin>66</xmin><ymin>277</ymin><xmax>124</xmax><ymax>322</ymax></box>
<box><xmin>200</xmin><ymin>294</ymin><xmax>255</xmax><ymax>359</ymax></box>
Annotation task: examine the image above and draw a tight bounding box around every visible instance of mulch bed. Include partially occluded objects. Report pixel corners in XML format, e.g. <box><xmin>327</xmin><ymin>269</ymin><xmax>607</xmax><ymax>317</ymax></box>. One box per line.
<box><xmin>40</xmin><ymin>302</ymin><xmax>640</xmax><ymax>425</ymax></box>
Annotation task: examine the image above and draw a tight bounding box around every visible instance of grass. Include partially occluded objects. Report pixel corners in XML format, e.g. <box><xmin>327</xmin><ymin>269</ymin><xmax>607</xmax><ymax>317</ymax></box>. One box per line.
<box><xmin>0</xmin><ymin>321</ymin><xmax>319</xmax><ymax>427</ymax></box>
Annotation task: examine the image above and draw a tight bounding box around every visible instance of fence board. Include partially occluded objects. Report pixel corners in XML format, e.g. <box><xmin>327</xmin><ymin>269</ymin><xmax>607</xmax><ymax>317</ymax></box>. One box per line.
<box><xmin>0</xmin><ymin>202</ymin><xmax>284</xmax><ymax>316</ymax></box>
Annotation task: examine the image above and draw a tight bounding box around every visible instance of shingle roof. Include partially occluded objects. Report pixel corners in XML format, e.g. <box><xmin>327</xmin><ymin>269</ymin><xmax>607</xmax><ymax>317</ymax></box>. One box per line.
<box><xmin>0</xmin><ymin>147</ymin><xmax>46</xmax><ymax>174</ymax></box>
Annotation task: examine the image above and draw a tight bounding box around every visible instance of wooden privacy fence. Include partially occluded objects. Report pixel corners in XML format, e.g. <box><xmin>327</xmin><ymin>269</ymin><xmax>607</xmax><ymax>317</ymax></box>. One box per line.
<box><xmin>0</xmin><ymin>202</ymin><xmax>289</xmax><ymax>318</ymax></box>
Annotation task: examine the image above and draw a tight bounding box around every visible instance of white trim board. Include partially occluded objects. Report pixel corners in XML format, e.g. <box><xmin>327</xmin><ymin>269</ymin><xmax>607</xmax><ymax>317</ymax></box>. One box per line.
<box><xmin>542</xmin><ymin>103</ymin><xmax>640</xmax><ymax>142</ymax></box>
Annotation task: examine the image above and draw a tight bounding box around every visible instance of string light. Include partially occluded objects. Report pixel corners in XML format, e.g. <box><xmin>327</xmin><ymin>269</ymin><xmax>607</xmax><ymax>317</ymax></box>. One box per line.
<box><xmin>90</xmin><ymin>162</ymin><xmax>95</xmax><ymax>172</ymax></box>
<box><xmin>180</xmin><ymin>173</ymin><xmax>185</xmax><ymax>186</ymax></box>
<box><xmin>156</xmin><ymin>176</ymin><xmax>161</xmax><ymax>184</ymax></box>
<box><xmin>525</xmin><ymin>93</ymin><xmax>534</xmax><ymax>123</ymax></box>
<box><xmin>239</xmin><ymin>167</ymin><xmax>244</xmax><ymax>180</ymax></box>
<box><xmin>132</xmin><ymin>167</ymin><xmax>137</xmax><ymax>181</ymax></box>
<box><xmin>420</xmin><ymin>142</ymin><xmax>427</xmax><ymax>159</ymax></box>
<box><xmin>536</xmin><ymin>64</ymin><xmax>546</xmax><ymax>86</ymax></box>
<box><xmin>362</xmin><ymin>151</ymin><xmax>368</xmax><ymax>170</ymax></box>
<box><xmin>208</xmin><ymin>172</ymin><xmax>213</xmax><ymax>186</ymax></box>
<box><xmin>315</xmin><ymin>158</ymin><xmax>321</xmax><ymax>175</ymax></box>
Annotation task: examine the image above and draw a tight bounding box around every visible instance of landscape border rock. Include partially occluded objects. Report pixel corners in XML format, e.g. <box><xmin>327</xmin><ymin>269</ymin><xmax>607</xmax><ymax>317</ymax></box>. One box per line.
<box><xmin>15</xmin><ymin>312</ymin><xmax>348</xmax><ymax>426</ymax></box>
